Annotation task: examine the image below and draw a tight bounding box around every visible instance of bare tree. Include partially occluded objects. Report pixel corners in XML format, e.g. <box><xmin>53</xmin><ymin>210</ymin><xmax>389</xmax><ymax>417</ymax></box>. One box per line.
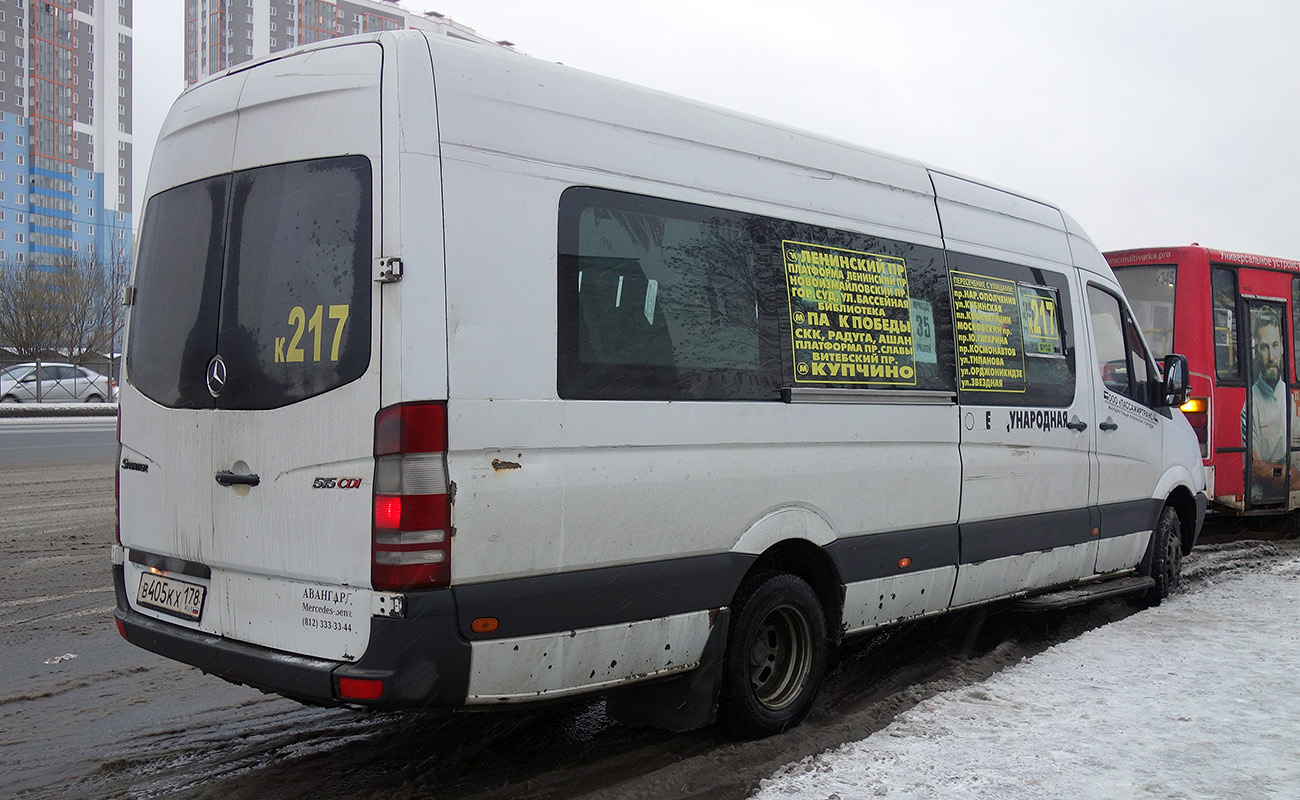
<box><xmin>0</xmin><ymin>261</ymin><xmax>59</xmax><ymax>359</ymax></box>
<box><xmin>0</xmin><ymin>254</ymin><xmax>128</xmax><ymax>362</ymax></box>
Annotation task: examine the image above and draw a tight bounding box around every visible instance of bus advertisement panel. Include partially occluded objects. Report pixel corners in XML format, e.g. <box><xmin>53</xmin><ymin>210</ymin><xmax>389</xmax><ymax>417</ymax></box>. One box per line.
<box><xmin>1108</xmin><ymin>245</ymin><xmax>1300</xmax><ymax>517</ymax></box>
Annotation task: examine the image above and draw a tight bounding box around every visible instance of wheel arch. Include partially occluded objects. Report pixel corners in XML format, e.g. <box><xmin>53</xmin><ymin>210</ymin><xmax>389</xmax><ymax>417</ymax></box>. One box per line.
<box><xmin>1163</xmin><ymin>485</ymin><xmax>1199</xmax><ymax>555</ymax></box>
<box><xmin>729</xmin><ymin>506</ymin><xmax>844</xmax><ymax>642</ymax></box>
<box><xmin>743</xmin><ymin>539</ymin><xmax>843</xmax><ymax>644</ymax></box>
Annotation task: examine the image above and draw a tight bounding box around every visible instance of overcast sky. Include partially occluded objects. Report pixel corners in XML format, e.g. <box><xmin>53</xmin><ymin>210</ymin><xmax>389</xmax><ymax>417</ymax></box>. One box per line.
<box><xmin>132</xmin><ymin>0</ymin><xmax>1300</xmax><ymax>258</ymax></box>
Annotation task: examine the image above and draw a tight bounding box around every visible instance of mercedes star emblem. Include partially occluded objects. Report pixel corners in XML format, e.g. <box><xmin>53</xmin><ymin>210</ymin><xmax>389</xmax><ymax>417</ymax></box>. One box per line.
<box><xmin>206</xmin><ymin>355</ymin><xmax>228</xmax><ymax>398</ymax></box>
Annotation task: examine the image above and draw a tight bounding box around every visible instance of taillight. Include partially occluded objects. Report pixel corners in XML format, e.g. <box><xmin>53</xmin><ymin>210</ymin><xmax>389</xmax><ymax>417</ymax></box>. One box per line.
<box><xmin>372</xmin><ymin>402</ymin><xmax>450</xmax><ymax>591</ymax></box>
<box><xmin>1180</xmin><ymin>397</ymin><xmax>1209</xmax><ymax>459</ymax></box>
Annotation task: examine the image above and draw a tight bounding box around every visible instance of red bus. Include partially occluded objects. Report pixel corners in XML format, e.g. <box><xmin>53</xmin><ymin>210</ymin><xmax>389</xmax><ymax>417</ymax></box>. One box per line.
<box><xmin>1107</xmin><ymin>245</ymin><xmax>1300</xmax><ymax>518</ymax></box>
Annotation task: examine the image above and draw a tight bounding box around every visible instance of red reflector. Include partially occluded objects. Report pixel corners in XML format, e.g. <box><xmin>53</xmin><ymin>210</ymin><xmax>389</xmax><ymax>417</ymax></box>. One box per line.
<box><xmin>338</xmin><ymin>677</ymin><xmax>384</xmax><ymax>701</ymax></box>
<box><xmin>115</xmin><ymin>617</ymin><xmax>126</xmax><ymax>639</ymax></box>
<box><xmin>373</xmin><ymin>561</ymin><xmax>448</xmax><ymax>592</ymax></box>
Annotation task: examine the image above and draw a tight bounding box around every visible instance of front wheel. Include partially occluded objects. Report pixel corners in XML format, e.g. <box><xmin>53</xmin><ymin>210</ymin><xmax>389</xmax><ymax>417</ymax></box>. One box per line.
<box><xmin>0</xmin><ymin>395</ymin><xmax>18</xmax><ymax>404</ymax></box>
<box><xmin>1145</xmin><ymin>505</ymin><xmax>1183</xmax><ymax>605</ymax></box>
<box><xmin>719</xmin><ymin>572</ymin><xmax>827</xmax><ymax>738</ymax></box>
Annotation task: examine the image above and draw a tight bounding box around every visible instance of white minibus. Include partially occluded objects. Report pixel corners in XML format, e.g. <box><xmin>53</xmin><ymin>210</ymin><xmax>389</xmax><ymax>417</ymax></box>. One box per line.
<box><xmin>113</xmin><ymin>30</ymin><xmax>1205</xmax><ymax>737</ymax></box>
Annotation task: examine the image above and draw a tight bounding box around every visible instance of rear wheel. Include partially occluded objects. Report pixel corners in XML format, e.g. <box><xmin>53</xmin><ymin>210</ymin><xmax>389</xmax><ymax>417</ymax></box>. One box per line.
<box><xmin>719</xmin><ymin>572</ymin><xmax>826</xmax><ymax>738</ymax></box>
<box><xmin>1145</xmin><ymin>505</ymin><xmax>1183</xmax><ymax>605</ymax></box>
<box><xmin>85</xmin><ymin>394</ymin><xmax>104</xmax><ymax>403</ymax></box>
<box><xmin>1</xmin><ymin>395</ymin><xmax>18</xmax><ymax>403</ymax></box>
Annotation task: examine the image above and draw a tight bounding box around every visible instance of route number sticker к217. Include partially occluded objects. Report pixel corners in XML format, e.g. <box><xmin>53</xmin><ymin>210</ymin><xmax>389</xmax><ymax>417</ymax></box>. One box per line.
<box><xmin>276</xmin><ymin>304</ymin><xmax>350</xmax><ymax>364</ymax></box>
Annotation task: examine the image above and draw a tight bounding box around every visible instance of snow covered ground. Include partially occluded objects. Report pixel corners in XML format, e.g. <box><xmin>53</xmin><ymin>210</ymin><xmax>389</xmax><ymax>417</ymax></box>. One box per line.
<box><xmin>754</xmin><ymin>539</ymin><xmax>1300</xmax><ymax>800</ymax></box>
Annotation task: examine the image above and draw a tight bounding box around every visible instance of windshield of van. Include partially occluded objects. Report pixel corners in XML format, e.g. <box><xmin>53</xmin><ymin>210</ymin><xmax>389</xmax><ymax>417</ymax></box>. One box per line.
<box><xmin>128</xmin><ymin>156</ymin><xmax>373</xmax><ymax>410</ymax></box>
<box><xmin>1114</xmin><ymin>265</ymin><xmax>1176</xmax><ymax>358</ymax></box>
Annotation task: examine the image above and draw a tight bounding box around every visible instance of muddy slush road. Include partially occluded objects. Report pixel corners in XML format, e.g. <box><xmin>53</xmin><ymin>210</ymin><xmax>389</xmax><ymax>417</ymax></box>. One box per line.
<box><xmin>2</xmin><ymin>458</ymin><xmax>1293</xmax><ymax>800</ymax></box>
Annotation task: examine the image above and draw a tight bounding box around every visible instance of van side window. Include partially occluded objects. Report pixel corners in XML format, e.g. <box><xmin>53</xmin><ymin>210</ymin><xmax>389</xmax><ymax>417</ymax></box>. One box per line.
<box><xmin>1088</xmin><ymin>285</ymin><xmax>1154</xmax><ymax>404</ymax></box>
<box><xmin>558</xmin><ymin>188</ymin><xmax>954</xmax><ymax>400</ymax></box>
<box><xmin>557</xmin><ymin>189</ymin><xmax>783</xmax><ymax>400</ymax></box>
<box><xmin>945</xmin><ymin>252</ymin><xmax>1075</xmax><ymax>407</ymax></box>
<box><xmin>1212</xmin><ymin>267</ymin><xmax>1241</xmax><ymax>382</ymax></box>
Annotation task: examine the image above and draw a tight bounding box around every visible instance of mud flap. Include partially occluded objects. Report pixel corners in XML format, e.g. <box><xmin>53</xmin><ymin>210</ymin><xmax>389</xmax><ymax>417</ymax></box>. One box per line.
<box><xmin>605</xmin><ymin>608</ymin><xmax>730</xmax><ymax>732</ymax></box>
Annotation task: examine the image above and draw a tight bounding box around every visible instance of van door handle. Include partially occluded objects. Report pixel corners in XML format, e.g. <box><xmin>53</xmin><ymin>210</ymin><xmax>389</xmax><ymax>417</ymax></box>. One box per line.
<box><xmin>1099</xmin><ymin>418</ymin><xmax>1119</xmax><ymax>432</ymax></box>
<box><xmin>215</xmin><ymin>470</ymin><xmax>261</xmax><ymax>487</ymax></box>
<box><xmin>1067</xmin><ymin>417</ymin><xmax>1088</xmax><ymax>432</ymax></box>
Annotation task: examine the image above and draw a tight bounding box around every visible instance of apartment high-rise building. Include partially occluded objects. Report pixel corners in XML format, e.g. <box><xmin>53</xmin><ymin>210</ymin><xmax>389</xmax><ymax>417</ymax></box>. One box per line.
<box><xmin>0</xmin><ymin>0</ymin><xmax>133</xmax><ymax>271</ymax></box>
<box><xmin>185</xmin><ymin>0</ymin><xmax>507</xmax><ymax>86</ymax></box>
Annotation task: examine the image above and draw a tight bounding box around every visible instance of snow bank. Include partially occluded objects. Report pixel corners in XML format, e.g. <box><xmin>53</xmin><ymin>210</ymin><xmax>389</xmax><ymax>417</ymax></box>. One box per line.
<box><xmin>755</xmin><ymin>547</ymin><xmax>1300</xmax><ymax>799</ymax></box>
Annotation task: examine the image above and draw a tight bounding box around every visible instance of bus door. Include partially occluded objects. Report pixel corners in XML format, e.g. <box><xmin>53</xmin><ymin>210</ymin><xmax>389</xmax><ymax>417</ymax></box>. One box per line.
<box><xmin>1242</xmin><ymin>300</ymin><xmax>1294</xmax><ymax>509</ymax></box>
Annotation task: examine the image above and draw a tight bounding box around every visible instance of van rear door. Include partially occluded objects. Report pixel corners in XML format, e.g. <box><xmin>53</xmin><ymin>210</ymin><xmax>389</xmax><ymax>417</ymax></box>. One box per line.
<box><xmin>120</xmin><ymin>43</ymin><xmax>384</xmax><ymax>662</ymax></box>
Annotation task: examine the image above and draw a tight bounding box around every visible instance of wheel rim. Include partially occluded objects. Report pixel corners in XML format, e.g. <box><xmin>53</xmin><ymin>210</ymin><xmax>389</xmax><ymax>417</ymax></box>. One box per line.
<box><xmin>748</xmin><ymin>603</ymin><xmax>813</xmax><ymax>711</ymax></box>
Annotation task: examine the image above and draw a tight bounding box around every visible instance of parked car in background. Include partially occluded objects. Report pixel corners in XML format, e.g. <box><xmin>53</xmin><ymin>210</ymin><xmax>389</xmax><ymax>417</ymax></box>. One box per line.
<box><xmin>0</xmin><ymin>362</ymin><xmax>115</xmax><ymax>403</ymax></box>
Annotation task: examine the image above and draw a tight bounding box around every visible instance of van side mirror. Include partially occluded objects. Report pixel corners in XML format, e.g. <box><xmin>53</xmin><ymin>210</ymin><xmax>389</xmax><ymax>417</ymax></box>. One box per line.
<box><xmin>1160</xmin><ymin>354</ymin><xmax>1190</xmax><ymax>408</ymax></box>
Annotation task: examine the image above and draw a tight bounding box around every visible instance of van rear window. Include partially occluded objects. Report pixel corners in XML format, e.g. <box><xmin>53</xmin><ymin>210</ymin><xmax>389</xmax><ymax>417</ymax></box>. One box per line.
<box><xmin>128</xmin><ymin>157</ymin><xmax>372</xmax><ymax>410</ymax></box>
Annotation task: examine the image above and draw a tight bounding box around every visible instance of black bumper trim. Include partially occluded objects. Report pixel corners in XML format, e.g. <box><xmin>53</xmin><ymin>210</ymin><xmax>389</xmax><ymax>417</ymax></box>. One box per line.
<box><xmin>113</xmin><ymin>565</ymin><xmax>471</xmax><ymax>709</ymax></box>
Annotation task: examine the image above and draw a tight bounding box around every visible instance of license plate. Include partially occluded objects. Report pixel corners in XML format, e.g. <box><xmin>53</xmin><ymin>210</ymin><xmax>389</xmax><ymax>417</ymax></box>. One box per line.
<box><xmin>136</xmin><ymin>573</ymin><xmax>206</xmax><ymax>621</ymax></box>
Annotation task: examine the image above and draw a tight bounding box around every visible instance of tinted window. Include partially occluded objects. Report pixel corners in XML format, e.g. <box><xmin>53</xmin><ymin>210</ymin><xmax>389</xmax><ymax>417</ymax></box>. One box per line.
<box><xmin>946</xmin><ymin>253</ymin><xmax>1075</xmax><ymax>407</ymax></box>
<box><xmin>127</xmin><ymin>157</ymin><xmax>372</xmax><ymax>410</ymax></box>
<box><xmin>1212</xmin><ymin>267</ymin><xmax>1241</xmax><ymax>382</ymax></box>
<box><xmin>558</xmin><ymin>187</ymin><xmax>954</xmax><ymax>400</ymax></box>
<box><xmin>559</xmin><ymin>190</ymin><xmax>783</xmax><ymax>400</ymax></box>
<box><xmin>217</xmin><ymin>158</ymin><xmax>372</xmax><ymax>410</ymax></box>
<box><xmin>127</xmin><ymin>176</ymin><xmax>228</xmax><ymax>408</ymax></box>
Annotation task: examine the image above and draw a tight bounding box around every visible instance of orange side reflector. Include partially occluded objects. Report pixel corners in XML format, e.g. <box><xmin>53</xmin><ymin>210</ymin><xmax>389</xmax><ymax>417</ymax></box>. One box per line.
<box><xmin>897</xmin><ymin>557</ymin><xmax>912</xmax><ymax>569</ymax></box>
<box><xmin>338</xmin><ymin>677</ymin><xmax>384</xmax><ymax>701</ymax></box>
<box><xmin>471</xmin><ymin>617</ymin><xmax>499</xmax><ymax>634</ymax></box>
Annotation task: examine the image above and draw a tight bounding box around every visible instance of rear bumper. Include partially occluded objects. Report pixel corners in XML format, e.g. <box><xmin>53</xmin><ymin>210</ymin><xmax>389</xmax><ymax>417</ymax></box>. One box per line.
<box><xmin>113</xmin><ymin>564</ymin><xmax>472</xmax><ymax>709</ymax></box>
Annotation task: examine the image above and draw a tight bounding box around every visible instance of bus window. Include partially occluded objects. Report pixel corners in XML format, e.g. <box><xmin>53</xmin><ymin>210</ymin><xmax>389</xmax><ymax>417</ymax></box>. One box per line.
<box><xmin>1292</xmin><ymin>276</ymin><xmax>1300</xmax><ymax>385</ymax></box>
<box><xmin>1115</xmin><ymin>264</ymin><xmax>1176</xmax><ymax>358</ymax></box>
<box><xmin>1212</xmin><ymin>267</ymin><xmax>1241</xmax><ymax>381</ymax></box>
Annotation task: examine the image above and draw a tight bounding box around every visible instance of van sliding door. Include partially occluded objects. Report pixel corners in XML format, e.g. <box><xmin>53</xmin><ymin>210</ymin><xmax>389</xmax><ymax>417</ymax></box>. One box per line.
<box><xmin>948</xmin><ymin>256</ymin><xmax>1096</xmax><ymax>602</ymax></box>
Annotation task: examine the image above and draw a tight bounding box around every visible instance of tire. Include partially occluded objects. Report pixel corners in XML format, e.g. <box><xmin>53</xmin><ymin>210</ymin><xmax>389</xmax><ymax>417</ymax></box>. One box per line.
<box><xmin>719</xmin><ymin>572</ymin><xmax>827</xmax><ymax>738</ymax></box>
<box><xmin>85</xmin><ymin>394</ymin><xmax>104</xmax><ymax>403</ymax></box>
<box><xmin>1145</xmin><ymin>505</ymin><xmax>1183</xmax><ymax>605</ymax></box>
<box><xmin>0</xmin><ymin>395</ymin><xmax>18</xmax><ymax>404</ymax></box>
<box><xmin>1285</xmin><ymin>511</ymin><xmax>1300</xmax><ymax>540</ymax></box>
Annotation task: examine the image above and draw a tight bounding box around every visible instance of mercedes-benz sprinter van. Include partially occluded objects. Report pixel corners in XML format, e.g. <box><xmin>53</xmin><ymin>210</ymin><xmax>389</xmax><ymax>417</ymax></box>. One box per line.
<box><xmin>114</xmin><ymin>30</ymin><xmax>1206</xmax><ymax>738</ymax></box>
